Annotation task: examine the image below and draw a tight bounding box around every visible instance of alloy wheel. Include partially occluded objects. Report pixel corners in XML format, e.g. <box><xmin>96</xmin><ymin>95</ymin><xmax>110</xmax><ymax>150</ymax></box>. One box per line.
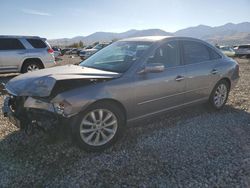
<box><xmin>79</xmin><ymin>109</ymin><xmax>118</xmax><ymax>146</ymax></box>
<box><xmin>213</xmin><ymin>83</ymin><xmax>228</xmax><ymax>108</ymax></box>
<box><xmin>27</xmin><ymin>64</ymin><xmax>40</xmax><ymax>72</ymax></box>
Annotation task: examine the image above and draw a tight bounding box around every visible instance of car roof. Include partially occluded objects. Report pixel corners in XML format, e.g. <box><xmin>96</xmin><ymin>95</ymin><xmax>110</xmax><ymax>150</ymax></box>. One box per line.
<box><xmin>0</xmin><ymin>35</ymin><xmax>46</xmax><ymax>40</ymax></box>
<box><xmin>120</xmin><ymin>36</ymin><xmax>209</xmax><ymax>43</ymax></box>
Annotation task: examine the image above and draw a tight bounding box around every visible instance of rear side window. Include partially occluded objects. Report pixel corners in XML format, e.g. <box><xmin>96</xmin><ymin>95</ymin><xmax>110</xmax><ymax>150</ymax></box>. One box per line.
<box><xmin>208</xmin><ymin>48</ymin><xmax>222</xmax><ymax>60</ymax></box>
<box><xmin>0</xmin><ymin>38</ymin><xmax>25</xmax><ymax>50</ymax></box>
<box><xmin>27</xmin><ymin>39</ymin><xmax>47</xmax><ymax>48</ymax></box>
<box><xmin>183</xmin><ymin>40</ymin><xmax>210</xmax><ymax>64</ymax></box>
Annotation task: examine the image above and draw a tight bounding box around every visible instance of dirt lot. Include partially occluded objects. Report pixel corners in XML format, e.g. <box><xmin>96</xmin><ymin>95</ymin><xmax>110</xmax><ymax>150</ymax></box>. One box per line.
<box><xmin>0</xmin><ymin>56</ymin><xmax>250</xmax><ymax>187</ymax></box>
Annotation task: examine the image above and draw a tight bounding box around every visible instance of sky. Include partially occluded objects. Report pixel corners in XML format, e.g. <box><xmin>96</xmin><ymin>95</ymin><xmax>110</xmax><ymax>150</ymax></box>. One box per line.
<box><xmin>0</xmin><ymin>0</ymin><xmax>249</xmax><ymax>39</ymax></box>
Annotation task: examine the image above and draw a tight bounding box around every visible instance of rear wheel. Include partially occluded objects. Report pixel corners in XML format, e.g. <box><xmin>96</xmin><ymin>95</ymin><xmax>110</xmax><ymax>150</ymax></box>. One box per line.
<box><xmin>71</xmin><ymin>102</ymin><xmax>125</xmax><ymax>151</ymax></box>
<box><xmin>22</xmin><ymin>61</ymin><xmax>43</xmax><ymax>73</ymax></box>
<box><xmin>209</xmin><ymin>80</ymin><xmax>230</xmax><ymax>110</ymax></box>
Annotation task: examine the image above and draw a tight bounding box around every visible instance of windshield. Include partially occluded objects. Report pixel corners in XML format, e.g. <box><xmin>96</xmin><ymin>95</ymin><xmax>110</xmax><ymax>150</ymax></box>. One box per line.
<box><xmin>80</xmin><ymin>41</ymin><xmax>152</xmax><ymax>73</ymax></box>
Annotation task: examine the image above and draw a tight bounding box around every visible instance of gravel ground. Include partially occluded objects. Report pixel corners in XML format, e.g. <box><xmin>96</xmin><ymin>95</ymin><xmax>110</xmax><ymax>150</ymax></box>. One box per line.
<box><xmin>0</xmin><ymin>57</ymin><xmax>250</xmax><ymax>187</ymax></box>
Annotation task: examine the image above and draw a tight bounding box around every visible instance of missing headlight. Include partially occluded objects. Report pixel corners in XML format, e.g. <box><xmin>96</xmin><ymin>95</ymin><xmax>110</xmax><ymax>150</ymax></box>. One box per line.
<box><xmin>53</xmin><ymin>100</ymin><xmax>71</xmax><ymax>115</ymax></box>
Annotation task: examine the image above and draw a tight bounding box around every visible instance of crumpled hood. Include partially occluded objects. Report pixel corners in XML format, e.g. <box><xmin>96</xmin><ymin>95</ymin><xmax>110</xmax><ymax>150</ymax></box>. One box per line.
<box><xmin>6</xmin><ymin>65</ymin><xmax>120</xmax><ymax>97</ymax></box>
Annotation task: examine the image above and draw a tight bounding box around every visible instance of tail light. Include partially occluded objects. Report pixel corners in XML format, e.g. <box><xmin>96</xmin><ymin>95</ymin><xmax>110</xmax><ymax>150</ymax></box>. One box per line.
<box><xmin>47</xmin><ymin>48</ymin><xmax>54</xmax><ymax>54</ymax></box>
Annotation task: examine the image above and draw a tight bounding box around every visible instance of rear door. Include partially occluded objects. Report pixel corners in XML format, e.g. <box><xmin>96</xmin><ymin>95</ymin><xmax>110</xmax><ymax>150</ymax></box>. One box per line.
<box><xmin>134</xmin><ymin>40</ymin><xmax>187</xmax><ymax>118</ymax></box>
<box><xmin>181</xmin><ymin>40</ymin><xmax>221</xmax><ymax>102</ymax></box>
<box><xmin>0</xmin><ymin>38</ymin><xmax>26</xmax><ymax>72</ymax></box>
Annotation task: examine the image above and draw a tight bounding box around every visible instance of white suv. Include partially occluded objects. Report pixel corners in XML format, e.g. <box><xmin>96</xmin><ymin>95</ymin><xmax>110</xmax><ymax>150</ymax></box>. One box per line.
<box><xmin>0</xmin><ymin>36</ymin><xmax>56</xmax><ymax>73</ymax></box>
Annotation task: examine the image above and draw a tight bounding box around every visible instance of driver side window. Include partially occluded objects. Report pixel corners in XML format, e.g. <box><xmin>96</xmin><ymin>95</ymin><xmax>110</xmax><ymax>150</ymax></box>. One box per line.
<box><xmin>147</xmin><ymin>40</ymin><xmax>181</xmax><ymax>68</ymax></box>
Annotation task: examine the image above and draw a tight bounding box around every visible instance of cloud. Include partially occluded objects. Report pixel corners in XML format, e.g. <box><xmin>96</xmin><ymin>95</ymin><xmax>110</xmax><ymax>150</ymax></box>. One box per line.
<box><xmin>21</xmin><ymin>9</ymin><xmax>51</xmax><ymax>16</ymax></box>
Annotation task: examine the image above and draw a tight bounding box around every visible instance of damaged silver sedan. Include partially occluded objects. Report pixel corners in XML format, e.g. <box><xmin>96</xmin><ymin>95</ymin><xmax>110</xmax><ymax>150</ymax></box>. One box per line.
<box><xmin>2</xmin><ymin>36</ymin><xmax>239</xmax><ymax>151</ymax></box>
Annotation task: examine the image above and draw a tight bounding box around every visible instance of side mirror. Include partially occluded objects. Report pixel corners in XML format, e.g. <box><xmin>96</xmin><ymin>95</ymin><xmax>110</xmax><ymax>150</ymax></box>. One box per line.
<box><xmin>138</xmin><ymin>63</ymin><xmax>165</xmax><ymax>74</ymax></box>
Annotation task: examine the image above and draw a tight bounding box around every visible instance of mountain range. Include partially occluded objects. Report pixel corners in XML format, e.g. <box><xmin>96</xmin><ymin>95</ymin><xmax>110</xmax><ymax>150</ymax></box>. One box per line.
<box><xmin>49</xmin><ymin>22</ymin><xmax>250</xmax><ymax>46</ymax></box>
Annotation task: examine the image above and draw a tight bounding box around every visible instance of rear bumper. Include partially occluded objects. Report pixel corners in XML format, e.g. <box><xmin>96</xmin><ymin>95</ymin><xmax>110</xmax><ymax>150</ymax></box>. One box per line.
<box><xmin>235</xmin><ymin>53</ymin><xmax>250</xmax><ymax>56</ymax></box>
<box><xmin>43</xmin><ymin>60</ymin><xmax>57</xmax><ymax>68</ymax></box>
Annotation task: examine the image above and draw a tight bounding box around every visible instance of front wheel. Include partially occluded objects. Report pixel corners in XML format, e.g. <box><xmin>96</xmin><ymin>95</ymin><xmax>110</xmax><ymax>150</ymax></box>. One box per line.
<box><xmin>71</xmin><ymin>102</ymin><xmax>125</xmax><ymax>151</ymax></box>
<box><xmin>209</xmin><ymin>80</ymin><xmax>230</xmax><ymax>110</ymax></box>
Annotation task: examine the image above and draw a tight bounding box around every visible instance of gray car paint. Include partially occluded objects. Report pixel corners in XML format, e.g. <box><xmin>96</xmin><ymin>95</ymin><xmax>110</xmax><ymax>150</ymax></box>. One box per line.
<box><xmin>4</xmin><ymin>36</ymin><xmax>239</xmax><ymax>122</ymax></box>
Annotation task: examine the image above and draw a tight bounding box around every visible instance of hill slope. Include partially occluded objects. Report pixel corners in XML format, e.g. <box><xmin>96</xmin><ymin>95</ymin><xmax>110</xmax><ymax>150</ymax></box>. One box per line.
<box><xmin>49</xmin><ymin>22</ymin><xmax>250</xmax><ymax>46</ymax></box>
<box><xmin>174</xmin><ymin>22</ymin><xmax>250</xmax><ymax>45</ymax></box>
<box><xmin>50</xmin><ymin>29</ymin><xmax>172</xmax><ymax>46</ymax></box>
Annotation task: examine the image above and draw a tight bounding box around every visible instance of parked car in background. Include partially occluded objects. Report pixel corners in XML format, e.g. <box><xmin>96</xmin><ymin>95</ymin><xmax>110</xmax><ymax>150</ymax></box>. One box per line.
<box><xmin>61</xmin><ymin>48</ymin><xmax>71</xmax><ymax>55</ymax></box>
<box><xmin>2</xmin><ymin>36</ymin><xmax>239</xmax><ymax>151</ymax></box>
<box><xmin>52</xmin><ymin>47</ymin><xmax>62</xmax><ymax>58</ymax></box>
<box><xmin>84</xmin><ymin>45</ymin><xmax>93</xmax><ymax>50</ymax></box>
<box><xmin>234</xmin><ymin>44</ymin><xmax>250</xmax><ymax>57</ymax></box>
<box><xmin>79</xmin><ymin>42</ymin><xmax>111</xmax><ymax>60</ymax></box>
<box><xmin>217</xmin><ymin>46</ymin><xmax>235</xmax><ymax>57</ymax></box>
<box><xmin>77</xmin><ymin>48</ymin><xmax>84</xmax><ymax>56</ymax></box>
<box><xmin>0</xmin><ymin>35</ymin><xmax>56</xmax><ymax>73</ymax></box>
<box><xmin>66</xmin><ymin>48</ymin><xmax>78</xmax><ymax>55</ymax></box>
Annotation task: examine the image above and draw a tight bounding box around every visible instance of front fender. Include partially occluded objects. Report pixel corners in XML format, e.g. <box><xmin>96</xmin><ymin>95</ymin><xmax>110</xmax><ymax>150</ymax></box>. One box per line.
<box><xmin>51</xmin><ymin>83</ymin><xmax>114</xmax><ymax>117</ymax></box>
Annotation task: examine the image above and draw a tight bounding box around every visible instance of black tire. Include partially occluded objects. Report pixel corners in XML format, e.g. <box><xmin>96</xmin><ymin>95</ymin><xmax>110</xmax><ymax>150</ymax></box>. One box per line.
<box><xmin>21</xmin><ymin>61</ymin><xmax>43</xmax><ymax>73</ymax></box>
<box><xmin>209</xmin><ymin>80</ymin><xmax>230</xmax><ymax>110</ymax></box>
<box><xmin>71</xmin><ymin>102</ymin><xmax>125</xmax><ymax>152</ymax></box>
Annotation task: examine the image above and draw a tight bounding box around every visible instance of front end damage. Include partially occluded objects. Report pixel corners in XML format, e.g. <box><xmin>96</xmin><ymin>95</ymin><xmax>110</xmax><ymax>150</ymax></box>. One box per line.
<box><xmin>2</xmin><ymin>95</ymin><xmax>67</xmax><ymax>134</ymax></box>
<box><xmin>1</xmin><ymin>65</ymin><xmax>120</xmax><ymax>135</ymax></box>
<box><xmin>2</xmin><ymin>78</ymin><xmax>102</xmax><ymax>134</ymax></box>
<box><xmin>2</xmin><ymin>79</ymin><xmax>94</xmax><ymax>134</ymax></box>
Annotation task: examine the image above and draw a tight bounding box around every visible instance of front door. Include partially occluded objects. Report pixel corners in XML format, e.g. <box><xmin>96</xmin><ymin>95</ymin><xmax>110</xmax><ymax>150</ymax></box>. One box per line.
<box><xmin>134</xmin><ymin>40</ymin><xmax>187</xmax><ymax>119</ymax></box>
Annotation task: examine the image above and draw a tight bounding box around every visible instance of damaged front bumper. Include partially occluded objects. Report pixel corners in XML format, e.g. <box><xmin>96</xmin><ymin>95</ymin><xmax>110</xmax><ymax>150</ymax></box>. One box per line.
<box><xmin>2</xmin><ymin>95</ymin><xmax>68</xmax><ymax>133</ymax></box>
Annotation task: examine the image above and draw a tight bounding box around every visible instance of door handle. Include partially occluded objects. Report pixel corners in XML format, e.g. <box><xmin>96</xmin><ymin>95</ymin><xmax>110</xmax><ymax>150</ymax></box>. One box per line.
<box><xmin>211</xmin><ymin>69</ymin><xmax>218</xmax><ymax>75</ymax></box>
<box><xmin>175</xmin><ymin>75</ymin><xmax>184</xmax><ymax>81</ymax></box>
